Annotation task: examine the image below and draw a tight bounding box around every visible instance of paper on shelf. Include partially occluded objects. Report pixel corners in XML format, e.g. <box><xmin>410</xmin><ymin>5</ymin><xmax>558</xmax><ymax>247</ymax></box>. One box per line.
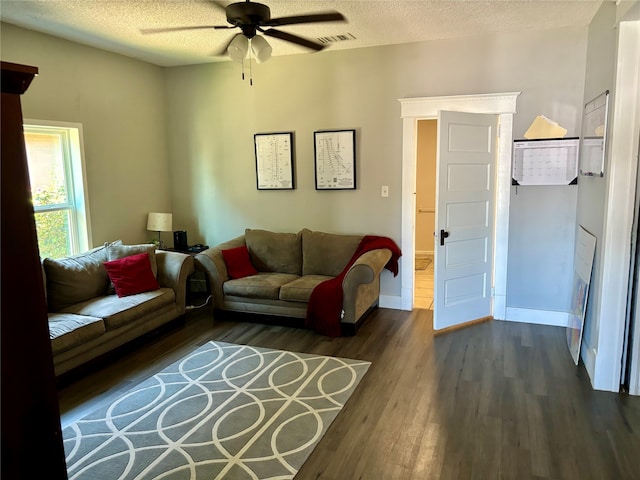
<box><xmin>524</xmin><ymin>115</ymin><xmax>567</xmax><ymax>139</ymax></box>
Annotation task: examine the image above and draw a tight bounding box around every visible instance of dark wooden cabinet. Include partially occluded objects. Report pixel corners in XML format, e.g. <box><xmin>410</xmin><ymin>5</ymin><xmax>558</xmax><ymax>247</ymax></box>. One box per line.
<box><xmin>1</xmin><ymin>61</ymin><xmax>68</xmax><ymax>479</ymax></box>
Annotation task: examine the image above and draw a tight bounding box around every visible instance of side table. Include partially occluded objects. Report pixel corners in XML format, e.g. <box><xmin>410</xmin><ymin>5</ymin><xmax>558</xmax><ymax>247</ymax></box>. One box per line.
<box><xmin>161</xmin><ymin>248</ymin><xmax>210</xmax><ymax>309</ymax></box>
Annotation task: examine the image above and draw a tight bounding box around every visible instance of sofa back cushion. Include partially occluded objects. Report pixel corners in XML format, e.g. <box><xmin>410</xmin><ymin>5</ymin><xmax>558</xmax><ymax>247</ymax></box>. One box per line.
<box><xmin>44</xmin><ymin>243</ymin><xmax>112</xmax><ymax>311</ymax></box>
<box><xmin>245</xmin><ymin>229</ymin><xmax>302</xmax><ymax>275</ymax></box>
<box><xmin>301</xmin><ymin>229</ymin><xmax>362</xmax><ymax>277</ymax></box>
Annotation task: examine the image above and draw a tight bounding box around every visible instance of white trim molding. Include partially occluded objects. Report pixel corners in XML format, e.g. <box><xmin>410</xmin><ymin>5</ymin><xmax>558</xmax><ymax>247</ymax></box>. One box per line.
<box><xmin>379</xmin><ymin>294</ymin><xmax>404</xmax><ymax>310</ymax></box>
<box><xmin>400</xmin><ymin>93</ymin><xmax>520</xmax><ymax>119</ymax></box>
<box><xmin>504</xmin><ymin>308</ymin><xmax>570</xmax><ymax>327</ymax></box>
<box><xmin>591</xmin><ymin>19</ymin><xmax>640</xmax><ymax>392</ymax></box>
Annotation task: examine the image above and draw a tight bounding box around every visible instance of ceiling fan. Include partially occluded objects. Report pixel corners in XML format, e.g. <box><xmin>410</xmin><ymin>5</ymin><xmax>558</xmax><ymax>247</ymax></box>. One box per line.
<box><xmin>141</xmin><ymin>0</ymin><xmax>346</xmax><ymax>60</ymax></box>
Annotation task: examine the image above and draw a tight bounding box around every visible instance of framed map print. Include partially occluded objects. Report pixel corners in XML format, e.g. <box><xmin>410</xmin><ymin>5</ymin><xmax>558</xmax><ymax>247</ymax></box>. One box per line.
<box><xmin>314</xmin><ymin>129</ymin><xmax>356</xmax><ymax>190</ymax></box>
<box><xmin>254</xmin><ymin>132</ymin><xmax>294</xmax><ymax>190</ymax></box>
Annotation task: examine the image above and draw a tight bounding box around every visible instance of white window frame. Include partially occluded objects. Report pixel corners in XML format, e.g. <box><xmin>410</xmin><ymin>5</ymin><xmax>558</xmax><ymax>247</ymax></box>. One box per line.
<box><xmin>24</xmin><ymin>119</ymin><xmax>92</xmax><ymax>256</ymax></box>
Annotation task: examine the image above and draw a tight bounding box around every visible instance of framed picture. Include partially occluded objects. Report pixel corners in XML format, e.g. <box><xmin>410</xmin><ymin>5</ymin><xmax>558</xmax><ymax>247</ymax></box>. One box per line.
<box><xmin>567</xmin><ymin>226</ymin><xmax>596</xmax><ymax>365</ymax></box>
<box><xmin>314</xmin><ymin>129</ymin><xmax>356</xmax><ymax>190</ymax></box>
<box><xmin>579</xmin><ymin>90</ymin><xmax>609</xmax><ymax>177</ymax></box>
<box><xmin>254</xmin><ymin>132</ymin><xmax>295</xmax><ymax>190</ymax></box>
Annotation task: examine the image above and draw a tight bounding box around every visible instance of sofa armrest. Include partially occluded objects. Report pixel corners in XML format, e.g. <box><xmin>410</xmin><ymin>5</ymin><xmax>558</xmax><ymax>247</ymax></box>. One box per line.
<box><xmin>156</xmin><ymin>250</ymin><xmax>195</xmax><ymax>315</ymax></box>
<box><xmin>194</xmin><ymin>235</ymin><xmax>245</xmax><ymax>309</ymax></box>
<box><xmin>341</xmin><ymin>248</ymin><xmax>392</xmax><ymax>324</ymax></box>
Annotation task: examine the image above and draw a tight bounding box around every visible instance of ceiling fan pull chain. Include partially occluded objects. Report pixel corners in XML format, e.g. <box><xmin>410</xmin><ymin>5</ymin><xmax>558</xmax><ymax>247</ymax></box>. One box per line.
<box><xmin>249</xmin><ymin>43</ymin><xmax>254</xmax><ymax>86</ymax></box>
<box><xmin>250</xmin><ymin>58</ymin><xmax>253</xmax><ymax>86</ymax></box>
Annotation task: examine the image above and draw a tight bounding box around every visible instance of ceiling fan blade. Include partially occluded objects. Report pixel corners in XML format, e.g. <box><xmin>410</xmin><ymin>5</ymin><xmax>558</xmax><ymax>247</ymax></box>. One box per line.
<box><xmin>262</xmin><ymin>28</ymin><xmax>325</xmax><ymax>51</ymax></box>
<box><xmin>140</xmin><ymin>25</ymin><xmax>229</xmax><ymax>34</ymax></box>
<box><xmin>262</xmin><ymin>12</ymin><xmax>345</xmax><ymax>27</ymax></box>
<box><xmin>206</xmin><ymin>0</ymin><xmax>228</xmax><ymax>14</ymax></box>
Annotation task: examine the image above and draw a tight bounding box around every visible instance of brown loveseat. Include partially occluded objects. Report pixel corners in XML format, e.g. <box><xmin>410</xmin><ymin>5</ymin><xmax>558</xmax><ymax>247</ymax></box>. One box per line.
<box><xmin>195</xmin><ymin>228</ymin><xmax>394</xmax><ymax>334</ymax></box>
<box><xmin>43</xmin><ymin>241</ymin><xmax>194</xmax><ymax>375</ymax></box>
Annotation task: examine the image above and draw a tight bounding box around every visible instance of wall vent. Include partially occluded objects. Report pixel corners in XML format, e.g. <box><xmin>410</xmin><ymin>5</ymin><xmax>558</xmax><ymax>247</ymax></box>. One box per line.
<box><xmin>316</xmin><ymin>33</ymin><xmax>356</xmax><ymax>44</ymax></box>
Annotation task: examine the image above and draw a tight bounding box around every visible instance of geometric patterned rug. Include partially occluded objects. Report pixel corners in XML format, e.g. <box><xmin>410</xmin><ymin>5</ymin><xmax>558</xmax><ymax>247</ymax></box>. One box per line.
<box><xmin>63</xmin><ymin>341</ymin><xmax>370</xmax><ymax>480</ymax></box>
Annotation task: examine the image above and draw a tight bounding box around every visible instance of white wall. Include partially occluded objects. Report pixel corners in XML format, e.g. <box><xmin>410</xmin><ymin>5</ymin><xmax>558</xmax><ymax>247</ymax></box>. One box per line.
<box><xmin>576</xmin><ymin>1</ymin><xmax>618</xmax><ymax>375</ymax></box>
<box><xmin>507</xmin><ymin>185</ymin><xmax>578</xmax><ymax>312</ymax></box>
<box><xmin>0</xmin><ymin>23</ymin><xmax>171</xmax><ymax>246</ymax></box>
<box><xmin>164</xmin><ymin>26</ymin><xmax>589</xmax><ymax>299</ymax></box>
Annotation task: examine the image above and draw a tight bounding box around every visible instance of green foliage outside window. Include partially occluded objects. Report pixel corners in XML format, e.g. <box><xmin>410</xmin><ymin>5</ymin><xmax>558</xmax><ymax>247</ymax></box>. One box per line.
<box><xmin>33</xmin><ymin>185</ymin><xmax>70</xmax><ymax>259</ymax></box>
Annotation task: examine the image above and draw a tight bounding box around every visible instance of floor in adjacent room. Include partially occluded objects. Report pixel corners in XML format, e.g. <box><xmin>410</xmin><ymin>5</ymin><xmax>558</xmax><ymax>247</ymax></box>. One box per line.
<box><xmin>414</xmin><ymin>254</ymin><xmax>434</xmax><ymax>310</ymax></box>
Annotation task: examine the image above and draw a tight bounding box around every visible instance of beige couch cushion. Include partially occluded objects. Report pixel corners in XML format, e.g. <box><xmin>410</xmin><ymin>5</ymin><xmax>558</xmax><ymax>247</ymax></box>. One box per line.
<box><xmin>245</xmin><ymin>229</ymin><xmax>302</xmax><ymax>275</ymax></box>
<box><xmin>61</xmin><ymin>288</ymin><xmax>175</xmax><ymax>330</ymax></box>
<box><xmin>301</xmin><ymin>229</ymin><xmax>362</xmax><ymax>277</ymax></box>
<box><xmin>279</xmin><ymin>275</ymin><xmax>333</xmax><ymax>303</ymax></box>
<box><xmin>49</xmin><ymin>313</ymin><xmax>105</xmax><ymax>355</ymax></box>
<box><xmin>223</xmin><ymin>273</ymin><xmax>299</xmax><ymax>300</ymax></box>
<box><xmin>44</xmin><ymin>243</ymin><xmax>112</xmax><ymax>311</ymax></box>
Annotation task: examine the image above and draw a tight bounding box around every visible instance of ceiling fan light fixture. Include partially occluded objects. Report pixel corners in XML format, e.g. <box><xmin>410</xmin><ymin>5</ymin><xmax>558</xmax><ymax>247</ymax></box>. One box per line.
<box><xmin>251</xmin><ymin>35</ymin><xmax>272</xmax><ymax>63</ymax></box>
<box><xmin>227</xmin><ymin>34</ymin><xmax>249</xmax><ymax>62</ymax></box>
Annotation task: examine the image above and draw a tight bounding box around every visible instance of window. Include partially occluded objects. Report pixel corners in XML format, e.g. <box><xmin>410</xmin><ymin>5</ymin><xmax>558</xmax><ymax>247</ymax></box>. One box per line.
<box><xmin>24</xmin><ymin>121</ymin><xmax>91</xmax><ymax>259</ymax></box>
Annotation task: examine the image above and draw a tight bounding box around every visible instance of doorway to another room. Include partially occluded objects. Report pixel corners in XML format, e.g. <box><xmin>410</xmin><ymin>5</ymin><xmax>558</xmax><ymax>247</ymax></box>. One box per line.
<box><xmin>414</xmin><ymin>119</ymin><xmax>437</xmax><ymax>310</ymax></box>
<box><xmin>399</xmin><ymin>92</ymin><xmax>519</xmax><ymax>324</ymax></box>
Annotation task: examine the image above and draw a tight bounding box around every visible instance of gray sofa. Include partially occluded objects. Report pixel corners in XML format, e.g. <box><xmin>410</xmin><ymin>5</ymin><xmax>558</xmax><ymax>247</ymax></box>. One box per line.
<box><xmin>195</xmin><ymin>228</ymin><xmax>393</xmax><ymax>333</ymax></box>
<box><xmin>43</xmin><ymin>242</ymin><xmax>194</xmax><ymax>375</ymax></box>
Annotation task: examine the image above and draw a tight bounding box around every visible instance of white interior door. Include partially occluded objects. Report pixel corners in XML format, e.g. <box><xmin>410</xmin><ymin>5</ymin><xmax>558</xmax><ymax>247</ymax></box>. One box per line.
<box><xmin>434</xmin><ymin>110</ymin><xmax>498</xmax><ymax>330</ymax></box>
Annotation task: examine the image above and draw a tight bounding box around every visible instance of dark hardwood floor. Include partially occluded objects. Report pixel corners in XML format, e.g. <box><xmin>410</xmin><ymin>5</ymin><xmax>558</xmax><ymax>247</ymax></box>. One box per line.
<box><xmin>57</xmin><ymin>306</ymin><xmax>640</xmax><ymax>479</ymax></box>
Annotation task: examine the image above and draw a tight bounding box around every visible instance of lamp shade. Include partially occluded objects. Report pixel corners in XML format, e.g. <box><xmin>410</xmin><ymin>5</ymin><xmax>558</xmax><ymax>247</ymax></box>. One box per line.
<box><xmin>251</xmin><ymin>36</ymin><xmax>272</xmax><ymax>63</ymax></box>
<box><xmin>146</xmin><ymin>212</ymin><xmax>172</xmax><ymax>232</ymax></box>
<box><xmin>228</xmin><ymin>34</ymin><xmax>249</xmax><ymax>62</ymax></box>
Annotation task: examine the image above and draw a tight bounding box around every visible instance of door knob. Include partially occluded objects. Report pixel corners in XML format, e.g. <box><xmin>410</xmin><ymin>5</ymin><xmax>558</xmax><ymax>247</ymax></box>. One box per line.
<box><xmin>440</xmin><ymin>229</ymin><xmax>449</xmax><ymax>246</ymax></box>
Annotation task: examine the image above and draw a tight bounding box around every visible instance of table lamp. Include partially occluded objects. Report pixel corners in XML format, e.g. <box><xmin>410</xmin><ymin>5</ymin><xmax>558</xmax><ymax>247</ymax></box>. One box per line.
<box><xmin>146</xmin><ymin>212</ymin><xmax>172</xmax><ymax>248</ymax></box>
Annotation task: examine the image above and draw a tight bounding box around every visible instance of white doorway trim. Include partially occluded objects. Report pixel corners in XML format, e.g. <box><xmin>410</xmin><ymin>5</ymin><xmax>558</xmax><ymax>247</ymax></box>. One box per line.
<box><xmin>399</xmin><ymin>92</ymin><xmax>520</xmax><ymax>316</ymax></box>
<box><xmin>592</xmin><ymin>18</ymin><xmax>640</xmax><ymax>392</ymax></box>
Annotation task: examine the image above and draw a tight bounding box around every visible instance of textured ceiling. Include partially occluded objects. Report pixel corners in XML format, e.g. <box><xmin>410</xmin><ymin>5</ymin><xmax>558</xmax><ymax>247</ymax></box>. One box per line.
<box><xmin>0</xmin><ymin>0</ymin><xmax>603</xmax><ymax>67</ymax></box>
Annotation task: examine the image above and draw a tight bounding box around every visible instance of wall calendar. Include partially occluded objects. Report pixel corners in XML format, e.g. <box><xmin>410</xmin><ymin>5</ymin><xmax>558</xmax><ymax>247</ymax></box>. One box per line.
<box><xmin>512</xmin><ymin>138</ymin><xmax>579</xmax><ymax>186</ymax></box>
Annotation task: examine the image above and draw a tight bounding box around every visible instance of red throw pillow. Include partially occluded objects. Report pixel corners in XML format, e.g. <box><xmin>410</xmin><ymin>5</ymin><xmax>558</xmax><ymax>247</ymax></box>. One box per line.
<box><xmin>103</xmin><ymin>252</ymin><xmax>160</xmax><ymax>297</ymax></box>
<box><xmin>221</xmin><ymin>245</ymin><xmax>258</xmax><ymax>279</ymax></box>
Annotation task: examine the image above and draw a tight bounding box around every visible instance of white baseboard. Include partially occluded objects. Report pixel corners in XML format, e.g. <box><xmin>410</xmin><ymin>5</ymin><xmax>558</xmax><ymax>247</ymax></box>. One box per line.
<box><xmin>493</xmin><ymin>295</ymin><xmax>507</xmax><ymax>320</ymax></box>
<box><xmin>379</xmin><ymin>294</ymin><xmax>406</xmax><ymax>310</ymax></box>
<box><xmin>503</xmin><ymin>307</ymin><xmax>570</xmax><ymax>327</ymax></box>
<box><xmin>379</xmin><ymin>302</ymin><xmax>573</xmax><ymax>325</ymax></box>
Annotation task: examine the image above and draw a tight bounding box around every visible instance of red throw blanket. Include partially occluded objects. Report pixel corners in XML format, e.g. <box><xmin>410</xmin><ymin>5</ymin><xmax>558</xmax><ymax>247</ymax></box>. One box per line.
<box><xmin>305</xmin><ymin>236</ymin><xmax>402</xmax><ymax>337</ymax></box>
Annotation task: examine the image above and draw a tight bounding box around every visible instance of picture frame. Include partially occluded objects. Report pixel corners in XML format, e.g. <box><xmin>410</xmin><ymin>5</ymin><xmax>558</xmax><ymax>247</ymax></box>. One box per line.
<box><xmin>314</xmin><ymin>129</ymin><xmax>356</xmax><ymax>190</ymax></box>
<box><xmin>567</xmin><ymin>225</ymin><xmax>596</xmax><ymax>365</ymax></box>
<box><xmin>254</xmin><ymin>132</ymin><xmax>295</xmax><ymax>190</ymax></box>
<box><xmin>579</xmin><ymin>90</ymin><xmax>609</xmax><ymax>177</ymax></box>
